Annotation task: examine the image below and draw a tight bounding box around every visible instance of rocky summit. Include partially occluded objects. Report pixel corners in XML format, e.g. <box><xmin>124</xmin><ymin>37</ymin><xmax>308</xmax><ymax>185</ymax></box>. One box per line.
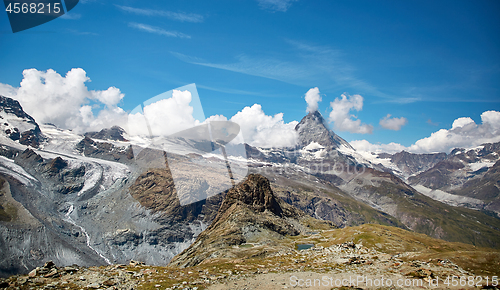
<box><xmin>0</xmin><ymin>95</ymin><xmax>44</xmax><ymax>147</ymax></box>
<box><xmin>295</xmin><ymin>110</ymin><xmax>353</xmax><ymax>150</ymax></box>
<box><xmin>168</xmin><ymin>174</ymin><xmax>334</xmax><ymax>268</ymax></box>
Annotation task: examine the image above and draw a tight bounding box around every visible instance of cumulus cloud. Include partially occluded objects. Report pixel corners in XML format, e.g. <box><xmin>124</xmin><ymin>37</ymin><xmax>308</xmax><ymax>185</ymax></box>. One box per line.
<box><xmin>305</xmin><ymin>87</ymin><xmax>321</xmax><ymax>113</ymax></box>
<box><xmin>128</xmin><ymin>101</ymin><xmax>298</xmax><ymax>147</ymax></box>
<box><xmin>328</xmin><ymin>93</ymin><xmax>373</xmax><ymax>134</ymax></box>
<box><xmin>352</xmin><ymin>110</ymin><xmax>500</xmax><ymax>154</ymax></box>
<box><xmin>409</xmin><ymin>110</ymin><xmax>500</xmax><ymax>153</ymax></box>
<box><xmin>127</xmin><ymin>90</ymin><xmax>200</xmax><ymax>137</ymax></box>
<box><xmin>451</xmin><ymin>117</ymin><xmax>474</xmax><ymax>129</ymax></box>
<box><xmin>230</xmin><ymin>104</ymin><xmax>298</xmax><ymax>148</ymax></box>
<box><xmin>379</xmin><ymin>114</ymin><xmax>408</xmax><ymax>131</ymax></box>
<box><xmin>2</xmin><ymin>68</ymin><xmax>300</xmax><ymax>148</ymax></box>
<box><xmin>0</xmin><ymin>83</ymin><xmax>17</xmax><ymax>97</ymax></box>
<box><xmin>2</xmin><ymin>68</ymin><xmax>127</xmax><ymax>133</ymax></box>
<box><xmin>350</xmin><ymin>140</ymin><xmax>407</xmax><ymax>154</ymax></box>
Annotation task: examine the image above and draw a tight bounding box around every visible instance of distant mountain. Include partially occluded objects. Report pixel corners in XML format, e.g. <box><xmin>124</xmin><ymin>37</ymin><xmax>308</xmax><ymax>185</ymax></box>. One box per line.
<box><xmin>0</xmin><ymin>95</ymin><xmax>44</xmax><ymax>147</ymax></box>
<box><xmin>377</xmin><ymin>151</ymin><xmax>447</xmax><ymax>177</ymax></box>
<box><xmin>84</xmin><ymin>126</ymin><xmax>128</xmax><ymax>142</ymax></box>
<box><xmin>408</xmin><ymin>142</ymin><xmax>500</xmax><ymax>214</ymax></box>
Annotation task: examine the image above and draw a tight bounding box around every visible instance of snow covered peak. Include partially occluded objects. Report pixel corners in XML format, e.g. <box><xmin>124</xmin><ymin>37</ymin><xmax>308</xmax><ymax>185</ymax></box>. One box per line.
<box><xmin>295</xmin><ymin>110</ymin><xmax>353</xmax><ymax>150</ymax></box>
<box><xmin>0</xmin><ymin>95</ymin><xmax>44</xmax><ymax>147</ymax></box>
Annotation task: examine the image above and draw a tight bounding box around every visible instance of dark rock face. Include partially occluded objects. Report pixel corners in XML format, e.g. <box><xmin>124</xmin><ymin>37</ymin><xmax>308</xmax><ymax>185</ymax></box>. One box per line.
<box><xmin>0</xmin><ymin>95</ymin><xmax>44</xmax><ymax>147</ymax></box>
<box><xmin>295</xmin><ymin>111</ymin><xmax>352</xmax><ymax>150</ymax></box>
<box><xmin>84</xmin><ymin>126</ymin><xmax>128</xmax><ymax>142</ymax></box>
<box><xmin>129</xmin><ymin>167</ymin><xmax>225</xmax><ymax>224</ymax></box>
<box><xmin>221</xmin><ymin>174</ymin><xmax>282</xmax><ymax>217</ymax></box>
<box><xmin>46</xmin><ymin>157</ymin><xmax>68</xmax><ymax>176</ymax></box>
<box><xmin>19</xmin><ymin>148</ymin><xmax>43</xmax><ymax>163</ymax></box>
<box><xmin>75</xmin><ymin>136</ymin><xmax>134</xmax><ymax>162</ymax></box>
<box><xmin>450</xmin><ymin>160</ymin><xmax>500</xmax><ymax>212</ymax></box>
<box><xmin>14</xmin><ymin>148</ymin><xmax>86</xmax><ymax>196</ymax></box>
<box><xmin>0</xmin><ymin>96</ymin><xmax>35</xmax><ymax>123</ymax></box>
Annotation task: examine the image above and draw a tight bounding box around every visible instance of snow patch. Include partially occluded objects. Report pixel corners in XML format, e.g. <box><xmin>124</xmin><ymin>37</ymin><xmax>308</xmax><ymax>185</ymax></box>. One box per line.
<box><xmin>469</xmin><ymin>160</ymin><xmax>496</xmax><ymax>172</ymax></box>
<box><xmin>413</xmin><ymin>184</ymin><xmax>484</xmax><ymax>209</ymax></box>
<box><xmin>304</xmin><ymin>141</ymin><xmax>325</xmax><ymax>151</ymax></box>
<box><xmin>0</xmin><ymin>156</ymin><xmax>37</xmax><ymax>185</ymax></box>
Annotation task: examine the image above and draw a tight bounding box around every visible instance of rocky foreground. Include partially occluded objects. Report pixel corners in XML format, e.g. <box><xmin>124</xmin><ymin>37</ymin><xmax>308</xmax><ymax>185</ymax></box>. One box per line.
<box><xmin>0</xmin><ymin>245</ymin><xmax>496</xmax><ymax>290</ymax></box>
<box><xmin>1</xmin><ymin>223</ymin><xmax>499</xmax><ymax>289</ymax></box>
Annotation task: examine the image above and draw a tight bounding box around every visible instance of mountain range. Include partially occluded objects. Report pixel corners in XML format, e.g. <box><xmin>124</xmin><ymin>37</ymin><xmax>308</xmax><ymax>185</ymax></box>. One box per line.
<box><xmin>0</xmin><ymin>94</ymin><xmax>499</xmax><ymax>278</ymax></box>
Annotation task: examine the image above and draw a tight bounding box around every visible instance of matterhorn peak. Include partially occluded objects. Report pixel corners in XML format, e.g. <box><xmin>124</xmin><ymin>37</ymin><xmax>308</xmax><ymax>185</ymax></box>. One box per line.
<box><xmin>295</xmin><ymin>110</ymin><xmax>353</xmax><ymax>150</ymax></box>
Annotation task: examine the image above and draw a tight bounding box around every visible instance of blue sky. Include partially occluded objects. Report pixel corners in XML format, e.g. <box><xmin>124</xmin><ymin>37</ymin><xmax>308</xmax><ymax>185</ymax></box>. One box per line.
<box><xmin>0</xmin><ymin>0</ymin><xmax>499</xmax><ymax>153</ymax></box>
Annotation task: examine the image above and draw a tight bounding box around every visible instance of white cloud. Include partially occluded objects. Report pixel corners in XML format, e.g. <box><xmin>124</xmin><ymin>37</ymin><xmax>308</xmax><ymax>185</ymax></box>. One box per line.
<box><xmin>2</xmin><ymin>68</ymin><xmax>299</xmax><ymax>148</ymax></box>
<box><xmin>0</xmin><ymin>83</ymin><xmax>17</xmax><ymax>97</ymax></box>
<box><xmin>257</xmin><ymin>0</ymin><xmax>298</xmax><ymax>12</ymax></box>
<box><xmin>128</xmin><ymin>100</ymin><xmax>298</xmax><ymax>148</ymax></box>
<box><xmin>127</xmin><ymin>90</ymin><xmax>199</xmax><ymax>137</ymax></box>
<box><xmin>1</xmin><ymin>68</ymin><xmax>127</xmax><ymax>133</ymax></box>
<box><xmin>116</xmin><ymin>5</ymin><xmax>204</xmax><ymax>23</ymax></box>
<box><xmin>328</xmin><ymin>93</ymin><xmax>373</xmax><ymax>134</ymax></box>
<box><xmin>230</xmin><ymin>104</ymin><xmax>298</xmax><ymax>148</ymax></box>
<box><xmin>410</xmin><ymin>110</ymin><xmax>500</xmax><ymax>153</ymax></box>
<box><xmin>128</xmin><ymin>22</ymin><xmax>191</xmax><ymax>39</ymax></box>
<box><xmin>204</xmin><ymin>114</ymin><xmax>228</xmax><ymax>123</ymax></box>
<box><xmin>379</xmin><ymin>114</ymin><xmax>408</xmax><ymax>131</ymax></box>
<box><xmin>451</xmin><ymin>117</ymin><xmax>474</xmax><ymax>129</ymax></box>
<box><xmin>482</xmin><ymin>110</ymin><xmax>500</xmax><ymax>128</ymax></box>
<box><xmin>350</xmin><ymin>140</ymin><xmax>407</xmax><ymax>154</ymax></box>
<box><xmin>352</xmin><ymin>110</ymin><xmax>500</xmax><ymax>154</ymax></box>
<box><xmin>91</xmin><ymin>86</ymin><xmax>124</xmax><ymax>107</ymax></box>
<box><xmin>305</xmin><ymin>87</ymin><xmax>321</xmax><ymax>113</ymax></box>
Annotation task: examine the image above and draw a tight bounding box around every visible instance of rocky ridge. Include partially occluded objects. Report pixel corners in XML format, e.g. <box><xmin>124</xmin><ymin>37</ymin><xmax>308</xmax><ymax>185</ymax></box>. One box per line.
<box><xmin>168</xmin><ymin>174</ymin><xmax>335</xmax><ymax>268</ymax></box>
<box><xmin>0</xmin><ymin>95</ymin><xmax>44</xmax><ymax>147</ymax></box>
<box><xmin>84</xmin><ymin>126</ymin><xmax>128</xmax><ymax>142</ymax></box>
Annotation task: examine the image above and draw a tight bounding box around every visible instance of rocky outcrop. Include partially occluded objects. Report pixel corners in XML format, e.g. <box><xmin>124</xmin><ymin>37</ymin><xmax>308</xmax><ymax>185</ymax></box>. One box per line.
<box><xmin>168</xmin><ymin>174</ymin><xmax>334</xmax><ymax>268</ymax></box>
<box><xmin>220</xmin><ymin>174</ymin><xmax>282</xmax><ymax>217</ymax></box>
